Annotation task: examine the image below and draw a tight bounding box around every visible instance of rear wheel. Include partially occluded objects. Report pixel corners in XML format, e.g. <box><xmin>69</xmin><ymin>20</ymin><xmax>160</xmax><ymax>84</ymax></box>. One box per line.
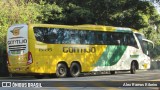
<box><xmin>69</xmin><ymin>62</ymin><xmax>81</xmax><ymax>77</ymax></box>
<box><xmin>56</xmin><ymin>63</ymin><xmax>68</xmax><ymax>78</ymax></box>
<box><xmin>130</xmin><ymin>62</ymin><xmax>136</xmax><ymax>74</ymax></box>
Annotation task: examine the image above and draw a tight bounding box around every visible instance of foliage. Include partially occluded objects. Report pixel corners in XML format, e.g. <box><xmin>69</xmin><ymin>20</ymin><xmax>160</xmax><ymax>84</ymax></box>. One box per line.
<box><xmin>48</xmin><ymin>0</ymin><xmax>160</xmax><ymax>29</ymax></box>
<box><xmin>0</xmin><ymin>0</ymin><xmax>62</xmax><ymax>48</ymax></box>
<box><xmin>0</xmin><ymin>0</ymin><xmax>160</xmax><ymax>58</ymax></box>
<box><xmin>0</xmin><ymin>0</ymin><xmax>62</xmax><ymax>75</ymax></box>
<box><xmin>0</xmin><ymin>0</ymin><xmax>39</xmax><ymax>47</ymax></box>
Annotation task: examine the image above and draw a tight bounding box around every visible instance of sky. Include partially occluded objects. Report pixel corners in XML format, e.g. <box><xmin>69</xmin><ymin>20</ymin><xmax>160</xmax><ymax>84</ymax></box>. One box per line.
<box><xmin>150</xmin><ymin>0</ymin><xmax>160</xmax><ymax>14</ymax></box>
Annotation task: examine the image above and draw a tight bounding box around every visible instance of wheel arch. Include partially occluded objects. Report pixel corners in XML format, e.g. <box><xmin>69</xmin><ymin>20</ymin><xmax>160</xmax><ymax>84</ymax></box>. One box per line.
<box><xmin>57</xmin><ymin>61</ymin><xmax>69</xmax><ymax>69</ymax></box>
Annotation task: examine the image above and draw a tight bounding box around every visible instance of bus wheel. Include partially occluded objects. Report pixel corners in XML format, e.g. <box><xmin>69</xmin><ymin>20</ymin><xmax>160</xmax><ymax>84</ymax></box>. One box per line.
<box><xmin>69</xmin><ymin>62</ymin><xmax>81</xmax><ymax>77</ymax></box>
<box><xmin>110</xmin><ymin>71</ymin><xmax>116</xmax><ymax>75</ymax></box>
<box><xmin>130</xmin><ymin>62</ymin><xmax>136</xmax><ymax>74</ymax></box>
<box><xmin>34</xmin><ymin>75</ymin><xmax>44</xmax><ymax>79</ymax></box>
<box><xmin>56</xmin><ymin>63</ymin><xmax>67</xmax><ymax>78</ymax></box>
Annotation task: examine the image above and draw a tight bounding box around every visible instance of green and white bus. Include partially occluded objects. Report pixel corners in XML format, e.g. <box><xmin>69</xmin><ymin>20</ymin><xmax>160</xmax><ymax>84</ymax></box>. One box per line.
<box><xmin>7</xmin><ymin>24</ymin><xmax>154</xmax><ymax>78</ymax></box>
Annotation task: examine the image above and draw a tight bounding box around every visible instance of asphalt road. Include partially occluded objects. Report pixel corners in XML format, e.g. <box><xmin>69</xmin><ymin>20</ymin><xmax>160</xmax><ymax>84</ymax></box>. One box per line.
<box><xmin>0</xmin><ymin>70</ymin><xmax>160</xmax><ymax>90</ymax></box>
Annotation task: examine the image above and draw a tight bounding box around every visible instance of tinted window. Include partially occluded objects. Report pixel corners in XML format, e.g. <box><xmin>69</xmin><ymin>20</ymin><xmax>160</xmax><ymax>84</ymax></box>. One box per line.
<box><xmin>33</xmin><ymin>27</ymin><xmax>138</xmax><ymax>47</ymax></box>
<box><xmin>34</xmin><ymin>27</ymin><xmax>58</xmax><ymax>43</ymax></box>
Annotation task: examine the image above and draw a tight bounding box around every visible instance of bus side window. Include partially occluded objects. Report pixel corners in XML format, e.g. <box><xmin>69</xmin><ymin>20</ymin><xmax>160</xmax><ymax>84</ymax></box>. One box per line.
<box><xmin>34</xmin><ymin>27</ymin><xmax>45</xmax><ymax>42</ymax></box>
<box><xmin>79</xmin><ymin>30</ymin><xmax>87</xmax><ymax>44</ymax></box>
<box><xmin>56</xmin><ymin>29</ymin><xmax>64</xmax><ymax>44</ymax></box>
<box><xmin>123</xmin><ymin>33</ymin><xmax>130</xmax><ymax>45</ymax></box>
<box><xmin>48</xmin><ymin>28</ymin><xmax>58</xmax><ymax>43</ymax></box>
<box><xmin>70</xmin><ymin>31</ymin><xmax>80</xmax><ymax>44</ymax></box>
<box><xmin>87</xmin><ymin>31</ymin><xmax>95</xmax><ymax>44</ymax></box>
<box><xmin>119</xmin><ymin>33</ymin><xmax>128</xmax><ymax>45</ymax></box>
<box><xmin>34</xmin><ymin>27</ymin><xmax>58</xmax><ymax>44</ymax></box>
<box><xmin>105</xmin><ymin>33</ymin><xmax>112</xmax><ymax>45</ymax></box>
<box><xmin>63</xmin><ymin>30</ymin><xmax>70</xmax><ymax>44</ymax></box>
<box><xmin>102</xmin><ymin>33</ymin><xmax>107</xmax><ymax>44</ymax></box>
<box><xmin>111</xmin><ymin>33</ymin><xmax>121</xmax><ymax>45</ymax></box>
<box><xmin>96</xmin><ymin>32</ymin><xmax>104</xmax><ymax>44</ymax></box>
<box><xmin>124</xmin><ymin>33</ymin><xmax>138</xmax><ymax>48</ymax></box>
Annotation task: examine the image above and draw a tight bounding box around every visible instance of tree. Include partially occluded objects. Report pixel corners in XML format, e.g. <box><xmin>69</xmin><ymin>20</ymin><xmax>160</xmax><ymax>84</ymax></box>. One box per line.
<box><xmin>0</xmin><ymin>0</ymin><xmax>63</xmax><ymax>75</ymax></box>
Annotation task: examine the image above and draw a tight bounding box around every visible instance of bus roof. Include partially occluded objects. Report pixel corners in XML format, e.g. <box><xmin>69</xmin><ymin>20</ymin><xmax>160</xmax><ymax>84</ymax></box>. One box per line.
<box><xmin>29</xmin><ymin>24</ymin><xmax>138</xmax><ymax>33</ymax></box>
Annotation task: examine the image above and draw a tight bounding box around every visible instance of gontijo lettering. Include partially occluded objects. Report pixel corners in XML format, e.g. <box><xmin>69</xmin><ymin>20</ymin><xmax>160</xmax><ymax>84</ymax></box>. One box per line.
<box><xmin>7</xmin><ymin>39</ymin><xmax>27</xmax><ymax>45</ymax></box>
<box><xmin>63</xmin><ymin>47</ymin><xmax>96</xmax><ymax>53</ymax></box>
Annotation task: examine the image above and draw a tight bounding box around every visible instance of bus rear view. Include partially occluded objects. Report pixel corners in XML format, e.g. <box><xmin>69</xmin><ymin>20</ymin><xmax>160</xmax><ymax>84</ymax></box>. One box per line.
<box><xmin>7</xmin><ymin>24</ymin><xmax>30</xmax><ymax>74</ymax></box>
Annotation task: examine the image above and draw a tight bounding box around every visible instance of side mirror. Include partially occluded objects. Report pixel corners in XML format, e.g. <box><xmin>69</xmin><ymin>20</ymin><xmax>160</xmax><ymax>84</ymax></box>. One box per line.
<box><xmin>142</xmin><ymin>39</ymin><xmax>154</xmax><ymax>50</ymax></box>
<box><xmin>142</xmin><ymin>39</ymin><xmax>154</xmax><ymax>56</ymax></box>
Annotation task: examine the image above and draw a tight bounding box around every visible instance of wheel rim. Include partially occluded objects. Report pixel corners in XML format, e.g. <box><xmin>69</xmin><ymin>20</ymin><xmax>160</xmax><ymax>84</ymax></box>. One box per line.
<box><xmin>59</xmin><ymin>66</ymin><xmax>66</xmax><ymax>76</ymax></box>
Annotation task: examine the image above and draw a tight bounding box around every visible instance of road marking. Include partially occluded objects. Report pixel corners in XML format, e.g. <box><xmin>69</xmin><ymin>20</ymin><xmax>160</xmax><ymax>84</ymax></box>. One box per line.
<box><xmin>90</xmin><ymin>81</ymin><xmax>121</xmax><ymax>90</ymax></box>
<box><xmin>52</xmin><ymin>83</ymin><xmax>71</xmax><ymax>90</ymax></box>
<box><xmin>56</xmin><ymin>87</ymin><xmax>70</xmax><ymax>90</ymax></box>
<box><xmin>149</xmin><ymin>79</ymin><xmax>160</xmax><ymax>81</ymax></box>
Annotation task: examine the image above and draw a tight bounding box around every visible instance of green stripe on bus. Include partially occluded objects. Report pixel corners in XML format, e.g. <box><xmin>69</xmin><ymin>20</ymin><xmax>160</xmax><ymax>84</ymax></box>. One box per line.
<box><xmin>130</xmin><ymin>55</ymin><xmax>139</xmax><ymax>58</ymax></box>
<box><xmin>95</xmin><ymin>45</ymin><xmax>127</xmax><ymax>66</ymax></box>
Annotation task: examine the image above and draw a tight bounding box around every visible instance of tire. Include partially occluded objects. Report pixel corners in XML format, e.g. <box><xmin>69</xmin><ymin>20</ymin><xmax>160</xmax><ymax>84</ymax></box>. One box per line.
<box><xmin>56</xmin><ymin>63</ymin><xmax>68</xmax><ymax>78</ymax></box>
<box><xmin>69</xmin><ymin>63</ymin><xmax>81</xmax><ymax>77</ymax></box>
<box><xmin>130</xmin><ymin>62</ymin><xmax>136</xmax><ymax>74</ymax></box>
<box><xmin>34</xmin><ymin>75</ymin><xmax>44</xmax><ymax>79</ymax></box>
<box><xmin>110</xmin><ymin>71</ymin><xmax>116</xmax><ymax>75</ymax></box>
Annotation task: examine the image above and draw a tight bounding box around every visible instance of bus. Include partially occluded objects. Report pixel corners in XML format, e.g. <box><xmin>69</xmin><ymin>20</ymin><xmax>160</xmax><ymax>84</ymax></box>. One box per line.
<box><xmin>6</xmin><ymin>24</ymin><xmax>154</xmax><ymax>78</ymax></box>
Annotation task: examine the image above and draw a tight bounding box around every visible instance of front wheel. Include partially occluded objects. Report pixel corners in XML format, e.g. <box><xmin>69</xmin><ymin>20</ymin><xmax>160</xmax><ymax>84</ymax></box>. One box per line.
<box><xmin>130</xmin><ymin>62</ymin><xmax>136</xmax><ymax>74</ymax></box>
<box><xmin>56</xmin><ymin>63</ymin><xmax>68</xmax><ymax>78</ymax></box>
